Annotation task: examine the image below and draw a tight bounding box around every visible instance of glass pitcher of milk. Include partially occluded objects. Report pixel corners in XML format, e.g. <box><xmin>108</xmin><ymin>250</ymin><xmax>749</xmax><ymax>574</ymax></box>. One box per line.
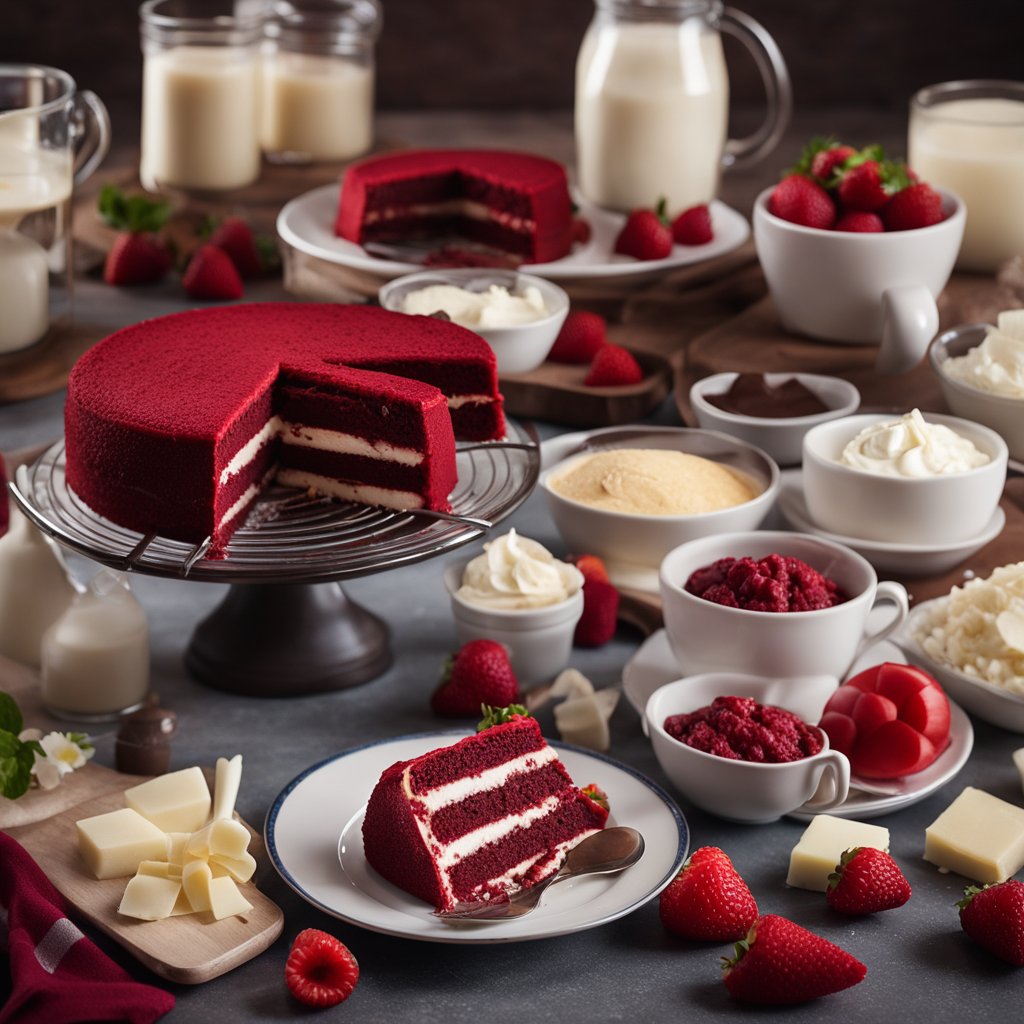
<box><xmin>575</xmin><ymin>0</ymin><xmax>791</xmax><ymax>213</ymax></box>
<box><xmin>0</xmin><ymin>65</ymin><xmax>110</xmax><ymax>353</ymax></box>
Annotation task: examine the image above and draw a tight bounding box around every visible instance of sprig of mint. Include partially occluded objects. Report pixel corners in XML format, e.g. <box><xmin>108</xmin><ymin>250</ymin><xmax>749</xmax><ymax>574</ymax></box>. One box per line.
<box><xmin>0</xmin><ymin>691</ymin><xmax>43</xmax><ymax>800</ymax></box>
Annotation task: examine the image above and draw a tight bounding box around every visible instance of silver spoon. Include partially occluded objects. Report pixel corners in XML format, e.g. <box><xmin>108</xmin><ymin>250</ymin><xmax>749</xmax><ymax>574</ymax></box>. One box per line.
<box><xmin>434</xmin><ymin>826</ymin><xmax>645</xmax><ymax>922</ymax></box>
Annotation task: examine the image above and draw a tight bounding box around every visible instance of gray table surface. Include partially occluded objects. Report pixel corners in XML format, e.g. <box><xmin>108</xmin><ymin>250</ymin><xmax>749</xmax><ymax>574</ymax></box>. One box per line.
<box><xmin>3</xmin><ymin>111</ymin><xmax>1022</xmax><ymax>1022</ymax></box>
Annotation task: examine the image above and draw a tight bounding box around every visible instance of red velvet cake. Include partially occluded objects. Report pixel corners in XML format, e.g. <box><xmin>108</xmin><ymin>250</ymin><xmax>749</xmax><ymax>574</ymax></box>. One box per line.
<box><xmin>336</xmin><ymin>149</ymin><xmax>575</xmax><ymax>264</ymax></box>
<box><xmin>361</xmin><ymin>716</ymin><xmax>608</xmax><ymax>912</ymax></box>
<box><xmin>64</xmin><ymin>303</ymin><xmax>504</xmax><ymax>552</ymax></box>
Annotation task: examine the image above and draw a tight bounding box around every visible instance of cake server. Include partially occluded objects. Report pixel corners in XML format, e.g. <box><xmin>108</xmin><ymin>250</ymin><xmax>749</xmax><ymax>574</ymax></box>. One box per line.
<box><xmin>435</xmin><ymin>826</ymin><xmax>645</xmax><ymax>922</ymax></box>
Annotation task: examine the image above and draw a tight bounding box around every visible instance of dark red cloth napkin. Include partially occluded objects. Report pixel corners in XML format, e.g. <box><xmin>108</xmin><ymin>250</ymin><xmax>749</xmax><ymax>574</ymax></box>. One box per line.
<box><xmin>0</xmin><ymin>833</ymin><xmax>174</xmax><ymax>1024</ymax></box>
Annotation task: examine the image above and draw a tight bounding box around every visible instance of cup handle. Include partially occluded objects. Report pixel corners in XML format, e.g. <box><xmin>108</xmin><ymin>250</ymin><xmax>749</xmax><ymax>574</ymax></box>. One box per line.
<box><xmin>71</xmin><ymin>90</ymin><xmax>111</xmax><ymax>187</ymax></box>
<box><xmin>875</xmin><ymin>284</ymin><xmax>939</xmax><ymax>375</ymax></box>
<box><xmin>801</xmin><ymin>751</ymin><xmax>851</xmax><ymax>812</ymax></box>
<box><xmin>718</xmin><ymin>7</ymin><xmax>793</xmax><ymax>171</ymax></box>
<box><xmin>850</xmin><ymin>580</ymin><xmax>910</xmax><ymax>666</ymax></box>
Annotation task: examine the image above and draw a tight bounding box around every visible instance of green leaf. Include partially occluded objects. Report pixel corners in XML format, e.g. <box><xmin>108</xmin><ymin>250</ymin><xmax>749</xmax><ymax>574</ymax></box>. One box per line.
<box><xmin>0</xmin><ymin>691</ymin><xmax>23</xmax><ymax>735</ymax></box>
<box><xmin>97</xmin><ymin>184</ymin><xmax>171</xmax><ymax>233</ymax></box>
<box><xmin>788</xmin><ymin>135</ymin><xmax>838</xmax><ymax>177</ymax></box>
<box><xmin>477</xmin><ymin>704</ymin><xmax>529</xmax><ymax>731</ymax></box>
<box><xmin>0</xmin><ymin>730</ymin><xmax>36</xmax><ymax>800</ymax></box>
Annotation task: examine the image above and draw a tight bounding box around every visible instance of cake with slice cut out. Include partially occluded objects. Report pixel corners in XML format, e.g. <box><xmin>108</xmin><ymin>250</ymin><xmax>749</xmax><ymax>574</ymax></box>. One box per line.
<box><xmin>361</xmin><ymin>714</ymin><xmax>608</xmax><ymax>912</ymax></box>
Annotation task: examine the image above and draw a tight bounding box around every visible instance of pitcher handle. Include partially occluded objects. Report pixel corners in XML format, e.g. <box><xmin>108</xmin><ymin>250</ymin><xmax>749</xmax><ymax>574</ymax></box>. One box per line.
<box><xmin>717</xmin><ymin>7</ymin><xmax>792</xmax><ymax>171</ymax></box>
<box><xmin>72</xmin><ymin>90</ymin><xmax>111</xmax><ymax>187</ymax></box>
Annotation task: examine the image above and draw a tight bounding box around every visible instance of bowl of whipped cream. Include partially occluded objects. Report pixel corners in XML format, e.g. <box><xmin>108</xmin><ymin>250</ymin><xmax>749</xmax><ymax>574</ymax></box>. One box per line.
<box><xmin>379</xmin><ymin>268</ymin><xmax>569</xmax><ymax>375</ymax></box>
<box><xmin>801</xmin><ymin>409</ymin><xmax>1007</xmax><ymax>545</ymax></box>
<box><xmin>930</xmin><ymin>313</ymin><xmax>1024</xmax><ymax>461</ymax></box>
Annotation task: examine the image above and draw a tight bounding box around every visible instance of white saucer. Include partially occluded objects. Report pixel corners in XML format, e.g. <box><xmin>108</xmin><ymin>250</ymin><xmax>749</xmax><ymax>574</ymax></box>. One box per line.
<box><xmin>778</xmin><ymin>468</ymin><xmax>1005</xmax><ymax>576</ymax></box>
<box><xmin>265</xmin><ymin>731</ymin><xmax>688</xmax><ymax>944</ymax></box>
<box><xmin>277</xmin><ymin>184</ymin><xmax>750</xmax><ymax>285</ymax></box>
<box><xmin>623</xmin><ymin>630</ymin><xmax>973</xmax><ymax>820</ymax></box>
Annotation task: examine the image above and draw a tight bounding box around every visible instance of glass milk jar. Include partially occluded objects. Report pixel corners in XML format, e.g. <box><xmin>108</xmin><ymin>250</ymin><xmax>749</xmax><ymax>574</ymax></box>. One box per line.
<box><xmin>575</xmin><ymin>0</ymin><xmax>791</xmax><ymax>213</ymax></box>
<box><xmin>139</xmin><ymin>0</ymin><xmax>264</xmax><ymax>192</ymax></box>
<box><xmin>260</xmin><ymin>0</ymin><xmax>382</xmax><ymax>163</ymax></box>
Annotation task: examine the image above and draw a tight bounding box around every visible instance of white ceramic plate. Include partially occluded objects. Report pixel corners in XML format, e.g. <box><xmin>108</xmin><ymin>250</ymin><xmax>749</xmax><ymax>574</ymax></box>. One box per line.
<box><xmin>778</xmin><ymin>468</ymin><xmax>1005</xmax><ymax>576</ymax></box>
<box><xmin>895</xmin><ymin>598</ymin><xmax>1024</xmax><ymax>733</ymax></box>
<box><xmin>277</xmin><ymin>184</ymin><xmax>750</xmax><ymax>283</ymax></box>
<box><xmin>265</xmin><ymin>731</ymin><xmax>688</xmax><ymax>944</ymax></box>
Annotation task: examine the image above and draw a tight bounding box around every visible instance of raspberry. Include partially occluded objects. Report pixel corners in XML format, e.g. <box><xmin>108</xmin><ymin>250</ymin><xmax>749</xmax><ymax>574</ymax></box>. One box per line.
<box><xmin>285</xmin><ymin>929</ymin><xmax>359</xmax><ymax>1008</ymax></box>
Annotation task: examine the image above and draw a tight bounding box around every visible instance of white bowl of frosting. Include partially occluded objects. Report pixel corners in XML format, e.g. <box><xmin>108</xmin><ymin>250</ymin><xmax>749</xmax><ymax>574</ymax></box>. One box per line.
<box><xmin>443</xmin><ymin>529</ymin><xmax>583</xmax><ymax>685</ymax></box>
<box><xmin>379</xmin><ymin>268</ymin><xmax>570</xmax><ymax>376</ymax></box>
<box><xmin>802</xmin><ymin>409</ymin><xmax>1008</xmax><ymax>545</ymax></box>
<box><xmin>930</xmin><ymin>314</ymin><xmax>1024</xmax><ymax>461</ymax></box>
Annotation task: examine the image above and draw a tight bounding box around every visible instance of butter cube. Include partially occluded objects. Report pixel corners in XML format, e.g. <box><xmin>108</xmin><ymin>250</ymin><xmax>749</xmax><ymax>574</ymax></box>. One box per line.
<box><xmin>210</xmin><ymin>850</ymin><xmax>257</xmax><ymax>884</ymax></box>
<box><xmin>118</xmin><ymin>873</ymin><xmax>182</xmax><ymax>921</ymax></box>
<box><xmin>76</xmin><ymin>808</ymin><xmax>168</xmax><ymax>880</ymax></box>
<box><xmin>787</xmin><ymin>814</ymin><xmax>890</xmax><ymax>891</ymax></box>
<box><xmin>182</xmin><ymin>860</ymin><xmax>213</xmax><ymax>913</ymax></box>
<box><xmin>124</xmin><ymin>767</ymin><xmax>211</xmax><ymax>832</ymax></box>
<box><xmin>208</xmin><ymin>875</ymin><xmax>253</xmax><ymax>920</ymax></box>
<box><xmin>187</xmin><ymin>818</ymin><xmax>251</xmax><ymax>860</ymax></box>
<box><xmin>925</xmin><ymin>786</ymin><xmax>1024</xmax><ymax>883</ymax></box>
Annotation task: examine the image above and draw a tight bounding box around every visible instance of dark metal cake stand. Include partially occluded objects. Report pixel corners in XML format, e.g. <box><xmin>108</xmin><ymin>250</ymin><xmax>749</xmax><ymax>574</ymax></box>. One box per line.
<box><xmin>11</xmin><ymin>423</ymin><xmax>540</xmax><ymax>697</ymax></box>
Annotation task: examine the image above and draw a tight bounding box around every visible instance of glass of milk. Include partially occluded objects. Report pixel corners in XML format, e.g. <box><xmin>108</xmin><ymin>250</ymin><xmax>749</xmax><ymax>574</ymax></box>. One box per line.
<box><xmin>260</xmin><ymin>0</ymin><xmax>382</xmax><ymax>164</ymax></box>
<box><xmin>909</xmin><ymin>80</ymin><xmax>1024</xmax><ymax>274</ymax></box>
<box><xmin>139</xmin><ymin>0</ymin><xmax>265</xmax><ymax>193</ymax></box>
<box><xmin>0</xmin><ymin>65</ymin><xmax>109</xmax><ymax>353</ymax></box>
<box><xmin>574</xmin><ymin>0</ymin><xmax>791</xmax><ymax>213</ymax></box>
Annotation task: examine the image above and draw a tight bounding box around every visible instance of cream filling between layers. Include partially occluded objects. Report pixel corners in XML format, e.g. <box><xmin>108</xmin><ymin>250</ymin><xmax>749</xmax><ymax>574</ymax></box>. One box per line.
<box><xmin>447</xmin><ymin>394</ymin><xmax>495</xmax><ymax>410</ymax></box>
<box><xmin>275</xmin><ymin>468</ymin><xmax>425</xmax><ymax>510</ymax></box>
<box><xmin>363</xmin><ymin>198</ymin><xmax>536</xmax><ymax>234</ymax></box>
<box><xmin>218</xmin><ymin>466</ymin><xmax>277</xmax><ymax>532</ymax></box>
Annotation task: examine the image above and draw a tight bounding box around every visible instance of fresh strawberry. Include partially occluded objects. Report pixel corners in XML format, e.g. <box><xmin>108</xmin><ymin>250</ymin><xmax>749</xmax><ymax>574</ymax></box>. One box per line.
<box><xmin>431</xmin><ymin>639</ymin><xmax>520</xmax><ymax>717</ymax></box>
<box><xmin>671</xmin><ymin>204</ymin><xmax>714</xmax><ymax>246</ymax></box>
<box><xmin>836</xmin><ymin>160</ymin><xmax>890</xmax><ymax>211</ymax></box>
<box><xmin>206</xmin><ymin>216</ymin><xmax>269</xmax><ymax>278</ymax></box>
<box><xmin>571</xmin><ymin>553</ymin><xmax>610</xmax><ymax>585</ymax></box>
<box><xmin>882</xmin><ymin>183</ymin><xmax>946</xmax><ymax>231</ymax></box>
<box><xmin>959</xmin><ymin>880</ymin><xmax>1024</xmax><ymax>966</ymax></box>
<box><xmin>723</xmin><ymin>914</ymin><xmax>867</xmax><ymax>1004</ymax></box>
<box><xmin>826</xmin><ymin>847</ymin><xmax>911</xmax><ymax>915</ymax></box>
<box><xmin>182</xmin><ymin>243</ymin><xmax>244</xmax><ymax>300</ymax></box>
<box><xmin>834</xmin><ymin>211</ymin><xmax>885</xmax><ymax>233</ymax></box>
<box><xmin>548</xmin><ymin>311</ymin><xmax>607</xmax><ymax>365</ymax></box>
<box><xmin>98</xmin><ymin>184</ymin><xmax>173</xmax><ymax>286</ymax></box>
<box><xmin>614</xmin><ymin>199</ymin><xmax>673</xmax><ymax>260</ymax></box>
<box><xmin>572</xmin><ymin>216</ymin><xmax>592</xmax><ymax>246</ymax></box>
<box><xmin>659</xmin><ymin>846</ymin><xmax>758</xmax><ymax>941</ymax></box>
<box><xmin>284</xmin><ymin>928</ymin><xmax>359</xmax><ymax>1008</ymax></box>
<box><xmin>573</xmin><ymin>578</ymin><xmax>619</xmax><ymax>647</ymax></box>
<box><xmin>580</xmin><ymin>782</ymin><xmax>610</xmax><ymax>813</ymax></box>
<box><xmin>583</xmin><ymin>345</ymin><xmax>643</xmax><ymax>387</ymax></box>
<box><xmin>810</xmin><ymin>144</ymin><xmax>856</xmax><ymax>183</ymax></box>
<box><xmin>767</xmin><ymin>175</ymin><xmax>836</xmax><ymax>230</ymax></box>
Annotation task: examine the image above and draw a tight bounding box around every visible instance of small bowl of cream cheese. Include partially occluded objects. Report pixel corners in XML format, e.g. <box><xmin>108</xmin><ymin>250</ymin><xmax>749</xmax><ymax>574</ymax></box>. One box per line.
<box><xmin>379</xmin><ymin>268</ymin><xmax>570</xmax><ymax>375</ymax></box>
<box><xmin>930</xmin><ymin>313</ymin><xmax>1024</xmax><ymax>461</ymax></box>
<box><xmin>802</xmin><ymin>409</ymin><xmax>1008</xmax><ymax>545</ymax></box>
<box><xmin>443</xmin><ymin>529</ymin><xmax>584</xmax><ymax>685</ymax></box>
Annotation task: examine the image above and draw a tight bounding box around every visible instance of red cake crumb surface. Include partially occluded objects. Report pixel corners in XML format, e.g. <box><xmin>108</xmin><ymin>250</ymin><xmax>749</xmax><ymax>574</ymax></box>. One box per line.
<box><xmin>684</xmin><ymin>554</ymin><xmax>845</xmax><ymax>612</ymax></box>
<box><xmin>664</xmin><ymin>695</ymin><xmax>824</xmax><ymax>763</ymax></box>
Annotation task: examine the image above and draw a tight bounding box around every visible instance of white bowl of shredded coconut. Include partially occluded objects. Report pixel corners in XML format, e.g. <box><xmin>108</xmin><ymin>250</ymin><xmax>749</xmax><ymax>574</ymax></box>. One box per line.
<box><xmin>895</xmin><ymin>563</ymin><xmax>1024</xmax><ymax>731</ymax></box>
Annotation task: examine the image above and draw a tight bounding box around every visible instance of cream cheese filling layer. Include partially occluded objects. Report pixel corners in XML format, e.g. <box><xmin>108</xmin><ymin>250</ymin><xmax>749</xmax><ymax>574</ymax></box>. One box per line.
<box><xmin>275</xmin><ymin>468</ymin><xmax>425</xmax><ymax>510</ymax></box>
<box><xmin>364</xmin><ymin>198</ymin><xmax>535</xmax><ymax>234</ymax></box>
<box><xmin>447</xmin><ymin>394</ymin><xmax>495</xmax><ymax>410</ymax></box>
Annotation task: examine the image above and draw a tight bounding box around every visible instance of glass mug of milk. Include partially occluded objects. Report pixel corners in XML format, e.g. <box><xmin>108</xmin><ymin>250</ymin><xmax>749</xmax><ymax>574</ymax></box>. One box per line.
<box><xmin>909</xmin><ymin>80</ymin><xmax>1024</xmax><ymax>274</ymax></box>
<box><xmin>139</xmin><ymin>0</ymin><xmax>265</xmax><ymax>193</ymax></box>
<box><xmin>0</xmin><ymin>65</ymin><xmax>109</xmax><ymax>354</ymax></box>
<box><xmin>261</xmin><ymin>0</ymin><xmax>382</xmax><ymax>164</ymax></box>
<box><xmin>575</xmin><ymin>0</ymin><xmax>791</xmax><ymax>213</ymax></box>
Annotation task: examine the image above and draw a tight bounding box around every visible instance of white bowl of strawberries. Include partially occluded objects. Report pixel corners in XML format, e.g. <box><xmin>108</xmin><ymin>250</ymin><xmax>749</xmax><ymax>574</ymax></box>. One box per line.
<box><xmin>753</xmin><ymin>139</ymin><xmax>965</xmax><ymax>374</ymax></box>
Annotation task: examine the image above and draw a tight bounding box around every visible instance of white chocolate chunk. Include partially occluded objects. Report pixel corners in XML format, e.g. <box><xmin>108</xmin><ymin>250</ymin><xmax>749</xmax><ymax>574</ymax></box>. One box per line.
<box><xmin>208</xmin><ymin>875</ymin><xmax>253</xmax><ymax>920</ymax></box>
<box><xmin>787</xmin><ymin>814</ymin><xmax>890</xmax><ymax>891</ymax></box>
<box><xmin>137</xmin><ymin>859</ymin><xmax>182</xmax><ymax>879</ymax></box>
<box><xmin>212</xmin><ymin>754</ymin><xmax>243</xmax><ymax>821</ymax></box>
<box><xmin>549</xmin><ymin>668</ymin><xmax>595</xmax><ymax>701</ymax></box>
<box><xmin>186</xmin><ymin>818</ymin><xmax>251</xmax><ymax>860</ymax></box>
<box><xmin>181</xmin><ymin>860</ymin><xmax>214</xmax><ymax>913</ymax></box>
<box><xmin>998</xmin><ymin>309</ymin><xmax>1024</xmax><ymax>341</ymax></box>
<box><xmin>210</xmin><ymin>850</ymin><xmax>258</xmax><ymax>884</ymax></box>
<box><xmin>76</xmin><ymin>808</ymin><xmax>168</xmax><ymax>880</ymax></box>
<box><xmin>118</xmin><ymin>873</ymin><xmax>182</xmax><ymax>921</ymax></box>
<box><xmin>124</xmin><ymin>767</ymin><xmax>211</xmax><ymax>833</ymax></box>
<box><xmin>925</xmin><ymin>786</ymin><xmax>1024</xmax><ymax>883</ymax></box>
<box><xmin>553</xmin><ymin>688</ymin><xmax>619</xmax><ymax>752</ymax></box>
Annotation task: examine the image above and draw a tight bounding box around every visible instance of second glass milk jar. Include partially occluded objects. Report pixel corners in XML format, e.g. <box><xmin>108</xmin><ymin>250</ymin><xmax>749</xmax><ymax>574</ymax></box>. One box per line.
<box><xmin>260</xmin><ymin>0</ymin><xmax>382</xmax><ymax>164</ymax></box>
<box><xmin>575</xmin><ymin>0</ymin><xmax>791</xmax><ymax>213</ymax></box>
<box><xmin>139</xmin><ymin>0</ymin><xmax>264</xmax><ymax>193</ymax></box>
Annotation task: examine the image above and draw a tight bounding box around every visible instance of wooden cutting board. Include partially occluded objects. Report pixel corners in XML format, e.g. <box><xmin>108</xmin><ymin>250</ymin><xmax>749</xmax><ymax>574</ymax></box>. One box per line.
<box><xmin>3</xmin><ymin>760</ymin><xmax>283</xmax><ymax>984</ymax></box>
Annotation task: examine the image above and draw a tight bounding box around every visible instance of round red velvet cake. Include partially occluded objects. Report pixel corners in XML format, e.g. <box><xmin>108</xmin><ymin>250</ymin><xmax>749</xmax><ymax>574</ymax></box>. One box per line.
<box><xmin>335</xmin><ymin>149</ymin><xmax>575</xmax><ymax>264</ymax></box>
<box><xmin>64</xmin><ymin>303</ymin><xmax>504</xmax><ymax>552</ymax></box>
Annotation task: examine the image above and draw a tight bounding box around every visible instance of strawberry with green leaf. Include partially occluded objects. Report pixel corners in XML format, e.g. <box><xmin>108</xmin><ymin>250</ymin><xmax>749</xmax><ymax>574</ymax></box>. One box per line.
<box><xmin>98</xmin><ymin>184</ymin><xmax>173</xmax><ymax>286</ymax></box>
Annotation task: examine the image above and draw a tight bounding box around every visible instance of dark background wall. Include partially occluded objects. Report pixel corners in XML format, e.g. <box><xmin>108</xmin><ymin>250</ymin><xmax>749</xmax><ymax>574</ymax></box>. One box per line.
<box><xmin>5</xmin><ymin>0</ymin><xmax>1020</xmax><ymax>124</ymax></box>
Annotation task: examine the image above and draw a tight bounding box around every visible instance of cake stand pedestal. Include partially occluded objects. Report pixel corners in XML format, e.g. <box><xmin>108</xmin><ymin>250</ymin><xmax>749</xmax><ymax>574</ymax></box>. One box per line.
<box><xmin>11</xmin><ymin>424</ymin><xmax>539</xmax><ymax>698</ymax></box>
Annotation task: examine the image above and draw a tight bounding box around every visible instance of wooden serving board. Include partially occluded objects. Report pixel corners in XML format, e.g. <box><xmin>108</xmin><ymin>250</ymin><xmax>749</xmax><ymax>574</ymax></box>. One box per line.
<box><xmin>6</xmin><ymin>785</ymin><xmax>284</xmax><ymax>985</ymax></box>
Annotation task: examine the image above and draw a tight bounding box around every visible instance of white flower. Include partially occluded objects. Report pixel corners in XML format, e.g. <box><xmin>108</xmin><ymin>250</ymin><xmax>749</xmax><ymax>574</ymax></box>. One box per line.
<box><xmin>18</xmin><ymin>728</ymin><xmax>43</xmax><ymax>743</ymax></box>
<box><xmin>39</xmin><ymin>732</ymin><xmax>91</xmax><ymax>773</ymax></box>
<box><xmin>31</xmin><ymin>750</ymin><xmax>63</xmax><ymax>790</ymax></box>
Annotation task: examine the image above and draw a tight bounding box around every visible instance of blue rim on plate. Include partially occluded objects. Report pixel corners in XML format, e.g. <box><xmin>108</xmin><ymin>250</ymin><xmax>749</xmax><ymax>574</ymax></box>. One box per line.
<box><xmin>265</xmin><ymin>730</ymin><xmax>688</xmax><ymax>944</ymax></box>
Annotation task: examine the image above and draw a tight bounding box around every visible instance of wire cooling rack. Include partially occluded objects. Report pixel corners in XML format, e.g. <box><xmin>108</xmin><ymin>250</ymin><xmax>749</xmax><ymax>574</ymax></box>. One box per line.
<box><xmin>11</xmin><ymin>421</ymin><xmax>540</xmax><ymax>584</ymax></box>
